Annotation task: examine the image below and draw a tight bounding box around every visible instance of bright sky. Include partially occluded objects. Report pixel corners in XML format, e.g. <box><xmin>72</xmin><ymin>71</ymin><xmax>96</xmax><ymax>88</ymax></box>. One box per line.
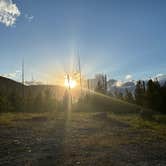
<box><xmin>0</xmin><ymin>0</ymin><xmax>166</xmax><ymax>84</ymax></box>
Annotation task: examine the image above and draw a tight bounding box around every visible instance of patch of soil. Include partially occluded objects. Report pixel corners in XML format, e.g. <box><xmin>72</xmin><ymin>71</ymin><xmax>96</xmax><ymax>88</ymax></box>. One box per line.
<box><xmin>0</xmin><ymin>111</ymin><xmax>166</xmax><ymax>166</ymax></box>
<box><xmin>13</xmin><ymin>117</ymin><xmax>48</xmax><ymax>122</ymax></box>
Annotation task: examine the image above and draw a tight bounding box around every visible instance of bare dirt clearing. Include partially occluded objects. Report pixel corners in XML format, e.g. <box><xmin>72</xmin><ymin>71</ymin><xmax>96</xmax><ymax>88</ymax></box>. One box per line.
<box><xmin>0</xmin><ymin>110</ymin><xmax>166</xmax><ymax>166</ymax></box>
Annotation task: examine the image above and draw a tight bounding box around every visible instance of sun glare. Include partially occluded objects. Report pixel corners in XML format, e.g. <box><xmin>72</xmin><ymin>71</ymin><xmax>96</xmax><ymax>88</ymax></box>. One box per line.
<box><xmin>64</xmin><ymin>77</ymin><xmax>77</xmax><ymax>89</ymax></box>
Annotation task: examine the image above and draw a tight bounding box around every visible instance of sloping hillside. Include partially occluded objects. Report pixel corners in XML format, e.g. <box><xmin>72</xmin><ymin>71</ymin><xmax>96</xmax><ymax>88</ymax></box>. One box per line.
<box><xmin>0</xmin><ymin>76</ymin><xmax>65</xmax><ymax>99</ymax></box>
<box><xmin>0</xmin><ymin>76</ymin><xmax>23</xmax><ymax>95</ymax></box>
<box><xmin>76</xmin><ymin>92</ymin><xmax>141</xmax><ymax>114</ymax></box>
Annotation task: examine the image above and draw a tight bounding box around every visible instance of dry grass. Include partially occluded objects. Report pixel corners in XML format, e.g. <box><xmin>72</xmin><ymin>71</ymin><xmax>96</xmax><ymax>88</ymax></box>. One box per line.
<box><xmin>0</xmin><ymin>96</ymin><xmax>166</xmax><ymax>165</ymax></box>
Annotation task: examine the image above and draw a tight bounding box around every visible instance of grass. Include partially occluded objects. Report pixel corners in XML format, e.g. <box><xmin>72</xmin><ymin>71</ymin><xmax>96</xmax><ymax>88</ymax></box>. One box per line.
<box><xmin>75</xmin><ymin>94</ymin><xmax>166</xmax><ymax>141</ymax></box>
<box><xmin>0</xmin><ymin>111</ymin><xmax>58</xmax><ymax>125</ymax></box>
<box><xmin>0</xmin><ymin>94</ymin><xmax>166</xmax><ymax>165</ymax></box>
<box><xmin>1</xmin><ymin>94</ymin><xmax>166</xmax><ymax>138</ymax></box>
<box><xmin>108</xmin><ymin>112</ymin><xmax>166</xmax><ymax>139</ymax></box>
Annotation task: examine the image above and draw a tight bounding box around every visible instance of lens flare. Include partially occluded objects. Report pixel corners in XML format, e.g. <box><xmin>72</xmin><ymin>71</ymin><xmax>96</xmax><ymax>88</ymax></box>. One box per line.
<box><xmin>64</xmin><ymin>77</ymin><xmax>77</xmax><ymax>89</ymax></box>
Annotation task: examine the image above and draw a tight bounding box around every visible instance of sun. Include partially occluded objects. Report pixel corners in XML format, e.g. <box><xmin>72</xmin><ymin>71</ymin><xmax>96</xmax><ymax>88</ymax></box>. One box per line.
<box><xmin>64</xmin><ymin>77</ymin><xmax>77</xmax><ymax>89</ymax></box>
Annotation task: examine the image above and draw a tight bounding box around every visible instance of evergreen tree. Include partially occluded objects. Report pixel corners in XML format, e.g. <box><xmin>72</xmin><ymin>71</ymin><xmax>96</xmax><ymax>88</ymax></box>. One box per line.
<box><xmin>135</xmin><ymin>80</ymin><xmax>145</xmax><ymax>105</ymax></box>
<box><xmin>8</xmin><ymin>91</ymin><xmax>22</xmax><ymax>111</ymax></box>
<box><xmin>124</xmin><ymin>88</ymin><xmax>134</xmax><ymax>103</ymax></box>
<box><xmin>146</xmin><ymin>79</ymin><xmax>162</xmax><ymax>111</ymax></box>
<box><xmin>95</xmin><ymin>80</ymin><xmax>104</xmax><ymax>93</ymax></box>
<box><xmin>142</xmin><ymin>81</ymin><xmax>146</xmax><ymax>93</ymax></box>
<box><xmin>160</xmin><ymin>82</ymin><xmax>166</xmax><ymax>113</ymax></box>
<box><xmin>95</xmin><ymin>74</ymin><xmax>107</xmax><ymax>94</ymax></box>
<box><xmin>104</xmin><ymin>74</ymin><xmax>107</xmax><ymax>93</ymax></box>
<box><xmin>117</xmin><ymin>92</ymin><xmax>123</xmax><ymax>100</ymax></box>
<box><xmin>0</xmin><ymin>92</ymin><xmax>10</xmax><ymax>112</ymax></box>
<box><xmin>34</xmin><ymin>92</ymin><xmax>43</xmax><ymax>111</ymax></box>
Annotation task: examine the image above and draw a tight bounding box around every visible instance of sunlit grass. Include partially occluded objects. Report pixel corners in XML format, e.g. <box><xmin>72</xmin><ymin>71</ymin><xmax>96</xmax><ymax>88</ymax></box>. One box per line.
<box><xmin>0</xmin><ymin>111</ymin><xmax>57</xmax><ymax>125</ymax></box>
<box><xmin>106</xmin><ymin>112</ymin><xmax>166</xmax><ymax>140</ymax></box>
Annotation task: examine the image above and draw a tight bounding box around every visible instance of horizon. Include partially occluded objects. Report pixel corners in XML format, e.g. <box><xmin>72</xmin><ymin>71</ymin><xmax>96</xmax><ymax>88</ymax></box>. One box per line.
<box><xmin>1</xmin><ymin>0</ymin><xmax>166</xmax><ymax>84</ymax></box>
<box><xmin>0</xmin><ymin>72</ymin><xmax>165</xmax><ymax>88</ymax></box>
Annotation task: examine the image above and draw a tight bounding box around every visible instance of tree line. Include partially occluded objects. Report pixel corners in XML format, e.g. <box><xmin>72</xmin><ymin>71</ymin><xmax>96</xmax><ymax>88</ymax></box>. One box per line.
<box><xmin>95</xmin><ymin>76</ymin><xmax>166</xmax><ymax>114</ymax></box>
<box><xmin>0</xmin><ymin>87</ymin><xmax>58</xmax><ymax>112</ymax></box>
<box><xmin>113</xmin><ymin>79</ymin><xmax>166</xmax><ymax>114</ymax></box>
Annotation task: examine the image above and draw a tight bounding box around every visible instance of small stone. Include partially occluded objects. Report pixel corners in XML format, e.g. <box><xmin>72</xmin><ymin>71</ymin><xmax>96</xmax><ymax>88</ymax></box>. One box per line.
<box><xmin>13</xmin><ymin>140</ymin><xmax>20</xmax><ymax>144</ymax></box>
<box><xmin>76</xmin><ymin>161</ymin><xmax>80</xmax><ymax>165</ymax></box>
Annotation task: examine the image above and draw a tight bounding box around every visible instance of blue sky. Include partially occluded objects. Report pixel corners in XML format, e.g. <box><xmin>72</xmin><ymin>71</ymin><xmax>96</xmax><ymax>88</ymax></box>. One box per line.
<box><xmin>0</xmin><ymin>0</ymin><xmax>166</xmax><ymax>84</ymax></box>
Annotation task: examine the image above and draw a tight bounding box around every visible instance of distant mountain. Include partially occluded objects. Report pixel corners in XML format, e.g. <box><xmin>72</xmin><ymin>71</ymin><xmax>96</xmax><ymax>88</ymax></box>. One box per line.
<box><xmin>121</xmin><ymin>81</ymin><xmax>135</xmax><ymax>87</ymax></box>
<box><xmin>0</xmin><ymin>76</ymin><xmax>60</xmax><ymax>98</ymax></box>
<box><xmin>25</xmin><ymin>80</ymin><xmax>44</xmax><ymax>86</ymax></box>
<box><xmin>0</xmin><ymin>76</ymin><xmax>24</xmax><ymax>96</ymax></box>
<box><xmin>107</xmin><ymin>79</ymin><xmax>117</xmax><ymax>87</ymax></box>
<box><xmin>107</xmin><ymin>75</ymin><xmax>166</xmax><ymax>96</ymax></box>
<box><xmin>156</xmin><ymin>74</ymin><xmax>166</xmax><ymax>86</ymax></box>
<box><xmin>0</xmin><ymin>76</ymin><xmax>22</xmax><ymax>87</ymax></box>
<box><xmin>0</xmin><ymin>76</ymin><xmax>78</xmax><ymax>100</ymax></box>
<box><xmin>107</xmin><ymin>80</ymin><xmax>136</xmax><ymax>95</ymax></box>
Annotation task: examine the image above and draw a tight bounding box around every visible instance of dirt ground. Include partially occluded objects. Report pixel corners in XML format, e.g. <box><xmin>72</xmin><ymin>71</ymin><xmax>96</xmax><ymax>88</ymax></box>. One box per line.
<box><xmin>0</xmin><ymin>110</ymin><xmax>166</xmax><ymax>166</ymax></box>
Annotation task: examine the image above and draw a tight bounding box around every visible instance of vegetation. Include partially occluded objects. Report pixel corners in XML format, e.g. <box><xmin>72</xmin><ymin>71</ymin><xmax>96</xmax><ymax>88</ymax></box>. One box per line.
<box><xmin>1</xmin><ymin>92</ymin><xmax>166</xmax><ymax>165</ymax></box>
<box><xmin>0</xmin><ymin>75</ymin><xmax>166</xmax><ymax>165</ymax></box>
<box><xmin>134</xmin><ymin>79</ymin><xmax>166</xmax><ymax>113</ymax></box>
<box><xmin>0</xmin><ymin>77</ymin><xmax>60</xmax><ymax>113</ymax></box>
<box><xmin>112</xmin><ymin>79</ymin><xmax>166</xmax><ymax>114</ymax></box>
